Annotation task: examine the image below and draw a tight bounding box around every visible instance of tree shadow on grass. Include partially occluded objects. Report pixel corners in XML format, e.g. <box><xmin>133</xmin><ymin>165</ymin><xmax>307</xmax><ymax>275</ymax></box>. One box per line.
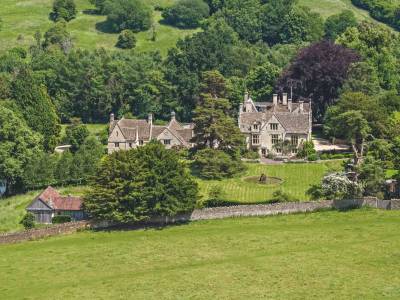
<box><xmin>83</xmin><ymin>9</ymin><xmax>100</xmax><ymax>15</ymax></box>
<box><xmin>91</xmin><ymin>220</ymin><xmax>191</xmax><ymax>232</ymax></box>
<box><xmin>95</xmin><ymin>20</ymin><xmax>117</xmax><ymax>34</ymax></box>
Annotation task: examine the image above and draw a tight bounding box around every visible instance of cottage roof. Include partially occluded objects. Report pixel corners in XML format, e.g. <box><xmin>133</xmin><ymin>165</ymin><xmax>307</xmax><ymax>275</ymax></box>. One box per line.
<box><xmin>31</xmin><ymin>186</ymin><xmax>83</xmax><ymax>211</ymax></box>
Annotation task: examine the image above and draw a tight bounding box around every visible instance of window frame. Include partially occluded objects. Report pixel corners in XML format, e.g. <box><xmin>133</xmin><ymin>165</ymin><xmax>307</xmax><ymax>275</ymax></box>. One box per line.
<box><xmin>252</xmin><ymin>134</ymin><xmax>260</xmax><ymax>145</ymax></box>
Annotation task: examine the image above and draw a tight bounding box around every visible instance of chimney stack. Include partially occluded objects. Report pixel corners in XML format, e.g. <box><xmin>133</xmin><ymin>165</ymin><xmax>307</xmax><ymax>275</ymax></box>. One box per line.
<box><xmin>110</xmin><ymin>113</ymin><xmax>115</xmax><ymax>123</ymax></box>
<box><xmin>288</xmin><ymin>99</ymin><xmax>292</xmax><ymax>112</ymax></box>
<box><xmin>273</xmin><ymin>94</ymin><xmax>278</xmax><ymax>106</ymax></box>
<box><xmin>239</xmin><ymin>103</ymin><xmax>244</xmax><ymax>113</ymax></box>
<box><xmin>299</xmin><ymin>101</ymin><xmax>304</xmax><ymax>113</ymax></box>
<box><xmin>171</xmin><ymin>111</ymin><xmax>176</xmax><ymax>121</ymax></box>
<box><xmin>244</xmin><ymin>91</ymin><xmax>249</xmax><ymax>102</ymax></box>
<box><xmin>282</xmin><ymin>93</ymin><xmax>288</xmax><ymax>106</ymax></box>
<box><xmin>148</xmin><ymin>113</ymin><xmax>153</xmax><ymax>125</ymax></box>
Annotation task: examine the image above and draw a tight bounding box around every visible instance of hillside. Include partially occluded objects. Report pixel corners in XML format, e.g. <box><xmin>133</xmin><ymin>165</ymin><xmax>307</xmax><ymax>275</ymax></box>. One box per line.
<box><xmin>1</xmin><ymin>209</ymin><xmax>400</xmax><ymax>299</ymax></box>
<box><xmin>0</xmin><ymin>0</ymin><xmax>390</xmax><ymax>54</ymax></box>
<box><xmin>0</xmin><ymin>0</ymin><xmax>198</xmax><ymax>54</ymax></box>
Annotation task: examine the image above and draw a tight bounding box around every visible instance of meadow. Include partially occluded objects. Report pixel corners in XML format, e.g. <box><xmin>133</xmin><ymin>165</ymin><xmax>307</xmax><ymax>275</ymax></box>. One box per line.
<box><xmin>0</xmin><ymin>0</ymin><xmax>198</xmax><ymax>54</ymax></box>
<box><xmin>1</xmin><ymin>209</ymin><xmax>400</xmax><ymax>299</ymax></box>
<box><xmin>0</xmin><ymin>0</ymin><xmax>388</xmax><ymax>54</ymax></box>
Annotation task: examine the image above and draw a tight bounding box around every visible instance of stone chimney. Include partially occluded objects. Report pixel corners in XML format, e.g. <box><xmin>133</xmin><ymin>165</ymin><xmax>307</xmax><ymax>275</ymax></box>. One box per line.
<box><xmin>171</xmin><ymin>111</ymin><xmax>176</xmax><ymax>121</ymax></box>
<box><xmin>148</xmin><ymin>113</ymin><xmax>153</xmax><ymax>125</ymax></box>
<box><xmin>273</xmin><ymin>94</ymin><xmax>278</xmax><ymax>106</ymax></box>
<box><xmin>244</xmin><ymin>91</ymin><xmax>249</xmax><ymax>102</ymax></box>
<box><xmin>288</xmin><ymin>99</ymin><xmax>292</xmax><ymax>112</ymax></box>
<box><xmin>299</xmin><ymin>101</ymin><xmax>304</xmax><ymax>113</ymax></box>
<box><xmin>110</xmin><ymin>113</ymin><xmax>115</xmax><ymax>123</ymax></box>
<box><xmin>282</xmin><ymin>93</ymin><xmax>288</xmax><ymax>106</ymax></box>
<box><xmin>239</xmin><ymin>103</ymin><xmax>244</xmax><ymax>113</ymax></box>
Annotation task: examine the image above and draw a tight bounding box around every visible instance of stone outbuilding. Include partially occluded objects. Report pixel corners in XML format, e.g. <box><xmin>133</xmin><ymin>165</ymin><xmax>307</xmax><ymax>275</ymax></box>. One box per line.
<box><xmin>26</xmin><ymin>186</ymin><xmax>84</xmax><ymax>223</ymax></box>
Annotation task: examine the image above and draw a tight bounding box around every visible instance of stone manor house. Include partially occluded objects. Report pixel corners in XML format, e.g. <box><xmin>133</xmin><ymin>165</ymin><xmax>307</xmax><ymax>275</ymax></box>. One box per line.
<box><xmin>108</xmin><ymin>112</ymin><xmax>194</xmax><ymax>153</ymax></box>
<box><xmin>107</xmin><ymin>92</ymin><xmax>312</xmax><ymax>157</ymax></box>
<box><xmin>238</xmin><ymin>92</ymin><xmax>312</xmax><ymax>157</ymax></box>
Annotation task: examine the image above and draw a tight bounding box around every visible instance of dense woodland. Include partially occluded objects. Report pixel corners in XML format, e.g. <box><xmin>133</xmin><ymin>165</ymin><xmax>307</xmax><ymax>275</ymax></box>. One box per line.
<box><xmin>0</xmin><ymin>0</ymin><xmax>399</xmax><ymax>198</ymax></box>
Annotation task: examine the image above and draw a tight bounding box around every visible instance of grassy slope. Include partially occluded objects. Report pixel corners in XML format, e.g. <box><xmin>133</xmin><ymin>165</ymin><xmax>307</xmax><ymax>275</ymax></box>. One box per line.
<box><xmin>0</xmin><ymin>186</ymin><xmax>89</xmax><ymax>233</ymax></box>
<box><xmin>1</xmin><ymin>209</ymin><xmax>400</xmax><ymax>299</ymax></box>
<box><xmin>299</xmin><ymin>0</ymin><xmax>378</xmax><ymax>19</ymax></box>
<box><xmin>197</xmin><ymin>160</ymin><xmax>343</xmax><ymax>203</ymax></box>
<box><xmin>1</xmin><ymin>0</ymin><xmax>391</xmax><ymax>54</ymax></box>
<box><xmin>0</xmin><ymin>0</ymin><xmax>198</xmax><ymax>54</ymax></box>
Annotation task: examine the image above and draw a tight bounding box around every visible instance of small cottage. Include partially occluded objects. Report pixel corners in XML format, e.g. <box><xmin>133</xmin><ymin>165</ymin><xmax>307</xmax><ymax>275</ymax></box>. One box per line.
<box><xmin>26</xmin><ymin>186</ymin><xmax>85</xmax><ymax>223</ymax></box>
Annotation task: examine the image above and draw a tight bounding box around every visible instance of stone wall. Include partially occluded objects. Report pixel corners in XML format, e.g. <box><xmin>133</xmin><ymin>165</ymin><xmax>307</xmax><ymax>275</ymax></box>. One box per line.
<box><xmin>0</xmin><ymin>221</ymin><xmax>89</xmax><ymax>245</ymax></box>
<box><xmin>2</xmin><ymin>198</ymin><xmax>400</xmax><ymax>244</ymax></box>
<box><xmin>391</xmin><ymin>199</ymin><xmax>400</xmax><ymax>210</ymax></box>
<box><xmin>189</xmin><ymin>201</ymin><xmax>333</xmax><ymax>221</ymax></box>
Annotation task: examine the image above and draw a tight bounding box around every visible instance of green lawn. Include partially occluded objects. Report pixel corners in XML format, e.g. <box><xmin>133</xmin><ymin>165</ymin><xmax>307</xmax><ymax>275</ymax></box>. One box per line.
<box><xmin>0</xmin><ymin>0</ymin><xmax>198</xmax><ymax>55</ymax></box>
<box><xmin>0</xmin><ymin>186</ymin><xmax>89</xmax><ymax>233</ymax></box>
<box><xmin>197</xmin><ymin>160</ymin><xmax>343</xmax><ymax>203</ymax></box>
<box><xmin>1</xmin><ymin>209</ymin><xmax>400</xmax><ymax>299</ymax></box>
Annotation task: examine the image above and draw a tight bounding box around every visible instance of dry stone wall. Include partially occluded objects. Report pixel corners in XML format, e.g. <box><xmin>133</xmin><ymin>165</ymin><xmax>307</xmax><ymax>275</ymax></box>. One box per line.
<box><xmin>2</xmin><ymin>198</ymin><xmax>400</xmax><ymax>245</ymax></box>
<box><xmin>0</xmin><ymin>221</ymin><xmax>89</xmax><ymax>245</ymax></box>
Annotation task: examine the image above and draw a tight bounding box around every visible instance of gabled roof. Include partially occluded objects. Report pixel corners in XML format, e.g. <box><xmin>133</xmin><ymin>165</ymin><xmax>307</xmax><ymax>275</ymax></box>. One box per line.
<box><xmin>239</xmin><ymin>99</ymin><xmax>311</xmax><ymax>134</ymax></box>
<box><xmin>28</xmin><ymin>186</ymin><xmax>83</xmax><ymax>211</ymax></box>
<box><xmin>275</xmin><ymin>113</ymin><xmax>310</xmax><ymax>133</ymax></box>
<box><xmin>109</xmin><ymin>116</ymin><xmax>194</xmax><ymax>144</ymax></box>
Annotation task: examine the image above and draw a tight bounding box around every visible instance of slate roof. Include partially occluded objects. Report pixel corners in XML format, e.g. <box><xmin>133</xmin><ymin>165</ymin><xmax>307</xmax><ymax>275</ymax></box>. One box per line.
<box><xmin>31</xmin><ymin>186</ymin><xmax>83</xmax><ymax>211</ymax></box>
<box><xmin>239</xmin><ymin>101</ymin><xmax>311</xmax><ymax>134</ymax></box>
<box><xmin>111</xmin><ymin>116</ymin><xmax>194</xmax><ymax>144</ymax></box>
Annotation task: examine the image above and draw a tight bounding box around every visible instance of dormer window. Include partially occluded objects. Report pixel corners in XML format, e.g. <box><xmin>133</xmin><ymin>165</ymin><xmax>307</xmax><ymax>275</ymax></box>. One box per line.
<box><xmin>270</xmin><ymin>123</ymin><xmax>278</xmax><ymax>130</ymax></box>
<box><xmin>253</xmin><ymin>124</ymin><xmax>259</xmax><ymax>130</ymax></box>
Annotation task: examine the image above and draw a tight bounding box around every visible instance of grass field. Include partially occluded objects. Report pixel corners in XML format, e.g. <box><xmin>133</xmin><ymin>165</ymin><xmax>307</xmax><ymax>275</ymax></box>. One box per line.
<box><xmin>197</xmin><ymin>160</ymin><xmax>343</xmax><ymax>203</ymax></box>
<box><xmin>0</xmin><ymin>186</ymin><xmax>88</xmax><ymax>233</ymax></box>
<box><xmin>1</xmin><ymin>209</ymin><xmax>400</xmax><ymax>299</ymax></box>
<box><xmin>0</xmin><ymin>0</ymin><xmax>391</xmax><ymax>54</ymax></box>
<box><xmin>0</xmin><ymin>0</ymin><xmax>198</xmax><ymax>54</ymax></box>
